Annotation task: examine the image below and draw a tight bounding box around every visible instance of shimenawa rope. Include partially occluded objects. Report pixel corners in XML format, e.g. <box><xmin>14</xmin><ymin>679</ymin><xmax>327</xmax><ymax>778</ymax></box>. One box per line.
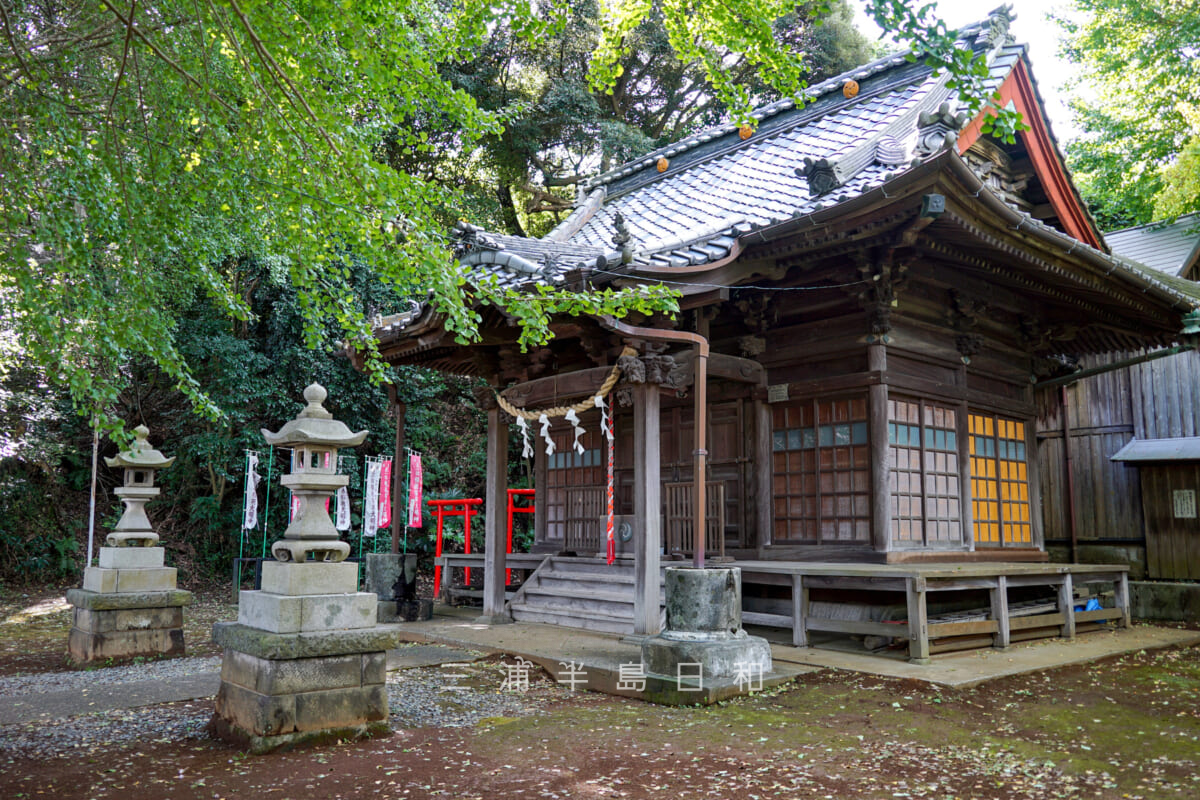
<box><xmin>495</xmin><ymin>346</ymin><xmax>637</xmax><ymax>420</ymax></box>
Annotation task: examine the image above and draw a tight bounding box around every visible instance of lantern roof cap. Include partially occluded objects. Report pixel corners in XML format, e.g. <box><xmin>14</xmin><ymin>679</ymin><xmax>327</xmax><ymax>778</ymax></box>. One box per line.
<box><xmin>261</xmin><ymin>383</ymin><xmax>368</xmax><ymax>448</ymax></box>
<box><xmin>104</xmin><ymin>425</ymin><xmax>175</xmax><ymax>469</ymax></box>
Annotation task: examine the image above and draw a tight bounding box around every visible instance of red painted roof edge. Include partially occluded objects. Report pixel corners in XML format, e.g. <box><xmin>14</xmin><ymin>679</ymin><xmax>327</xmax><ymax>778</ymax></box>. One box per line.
<box><xmin>957</xmin><ymin>58</ymin><xmax>1104</xmax><ymax>251</ymax></box>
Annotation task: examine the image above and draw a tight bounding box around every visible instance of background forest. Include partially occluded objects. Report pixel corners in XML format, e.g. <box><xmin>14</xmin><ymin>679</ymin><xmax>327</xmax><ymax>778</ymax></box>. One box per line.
<box><xmin>1</xmin><ymin>0</ymin><xmax>1195</xmax><ymax>587</ymax></box>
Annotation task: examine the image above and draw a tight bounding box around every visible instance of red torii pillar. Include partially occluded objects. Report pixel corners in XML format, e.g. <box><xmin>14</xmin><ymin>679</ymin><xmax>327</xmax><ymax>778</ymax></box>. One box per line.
<box><xmin>428</xmin><ymin>498</ymin><xmax>482</xmax><ymax>598</ymax></box>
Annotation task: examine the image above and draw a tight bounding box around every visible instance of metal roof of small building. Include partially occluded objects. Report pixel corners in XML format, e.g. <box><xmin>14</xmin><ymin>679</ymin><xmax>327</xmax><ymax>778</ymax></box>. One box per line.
<box><xmin>1111</xmin><ymin>437</ymin><xmax>1200</xmax><ymax>463</ymax></box>
<box><xmin>1106</xmin><ymin>214</ymin><xmax>1200</xmax><ymax>278</ymax></box>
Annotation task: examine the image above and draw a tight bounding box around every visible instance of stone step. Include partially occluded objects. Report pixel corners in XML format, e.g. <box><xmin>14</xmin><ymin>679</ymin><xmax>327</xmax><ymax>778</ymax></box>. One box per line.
<box><xmin>508</xmin><ymin>603</ymin><xmax>633</xmax><ymax>635</ymax></box>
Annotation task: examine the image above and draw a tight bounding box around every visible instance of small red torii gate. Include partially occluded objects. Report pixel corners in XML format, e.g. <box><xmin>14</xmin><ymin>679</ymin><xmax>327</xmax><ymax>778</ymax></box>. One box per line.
<box><xmin>429</xmin><ymin>490</ymin><xmax>536</xmax><ymax>597</ymax></box>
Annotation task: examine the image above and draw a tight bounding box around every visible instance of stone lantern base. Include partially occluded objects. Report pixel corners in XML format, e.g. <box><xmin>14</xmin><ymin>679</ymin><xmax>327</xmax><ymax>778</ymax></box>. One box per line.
<box><xmin>66</xmin><ymin>546</ymin><xmax>192</xmax><ymax>664</ymax></box>
<box><xmin>640</xmin><ymin>567</ymin><xmax>774</xmax><ymax>696</ymax></box>
<box><xmin>210</xmin><ymin>560</ymin><xmax>402</xmax><ymax>753</ymax></box>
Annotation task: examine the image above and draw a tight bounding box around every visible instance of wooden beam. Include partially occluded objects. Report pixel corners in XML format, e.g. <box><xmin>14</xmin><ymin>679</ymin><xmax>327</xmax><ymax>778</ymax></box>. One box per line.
<box><xmin>501</xmin><ymin>366</ymin><xmax>615</xmax><ymax>408</ymax></box>
<box><xmin>674</xmin><ymin>351</ymin><xmax>767</xmax><ymax>386</ymax></box>
<box><xmin>632</xmin><ymin>383</ymin><xmax>662</xmax><ymax>635</ymax></box>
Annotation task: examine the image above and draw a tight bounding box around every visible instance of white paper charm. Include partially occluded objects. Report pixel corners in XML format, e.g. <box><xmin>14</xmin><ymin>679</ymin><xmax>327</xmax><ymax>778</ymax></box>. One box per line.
<box><xmin>565</xmin><ymin>408</ymin><xmax>586</xmax><ymax>455</ymax></box>
<box><xmin>243</xmin><ymin>453</ymin><xmax>261</xmax><ymax>530</ymax></box>
<box><xmin>516</xmin><ymin>416</ymin><xmax>533</xmax><ymax>459</ymax></box>
<box><xmin>594</xmin><ymin>395</ymin><xmax>614</xmax><ymax>442</ymax></box>
<box><xmin>538</xmin><ymin>413</ymin><xmax>555</xmax><ymax>457</ymax></box>
<box><xmin>335</xmin><ymin>486</ymin><xmax>351</xmax><ymax>531</ymax></box>
<box><xmin>363</xmin><ymin>459</ymin><xmax>381</xmax><ymax>537</ymax></box>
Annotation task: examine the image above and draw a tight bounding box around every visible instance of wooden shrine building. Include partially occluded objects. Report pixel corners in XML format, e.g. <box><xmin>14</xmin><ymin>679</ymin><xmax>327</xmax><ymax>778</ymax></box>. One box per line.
<box><xmin>365</xmin><ymin>9</ymin><xmax>1200</xmax><ymax>657</ymax></box>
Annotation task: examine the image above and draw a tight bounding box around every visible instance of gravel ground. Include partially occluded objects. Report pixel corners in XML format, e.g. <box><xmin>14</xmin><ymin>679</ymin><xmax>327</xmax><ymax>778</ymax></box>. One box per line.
<box><xmin>0</xmin><ymin>655</ymin><xmax>221</xmax><ymax>696</ymax></box>
<box><xmin>0</xmin><ymin>656</ymin><xmax>559</xmax><ymax>760</ymax></box>
<box><xmin>386</xmin><ymin>661</ymin><xmax>557</xmax><ymax>728</ymax></box>
<box><xmin>0</xmin><ymin>700</ymin><xmax>213</xmax><ymax>760</ymax></box>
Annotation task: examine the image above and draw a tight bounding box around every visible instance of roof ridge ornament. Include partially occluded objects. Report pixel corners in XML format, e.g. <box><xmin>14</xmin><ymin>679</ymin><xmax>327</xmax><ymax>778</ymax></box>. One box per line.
<box><xmin>451</xmin><ymin>221</ymin><xmax>504</xmax><ymax>259</ymax></box>
<box><xmin>798</xmin><ymin>157</ymin><xmax>845</xmax><ymax>196</ymax></box>
<box><xmin>612</xmin><ymin>211</ymin><xmax>635</xmax><ymax>264</ymax></box>
<box><xmin>913</xmin><ymin>101</ymin><xmax>970</xmax><ymax>160</ymax></box>
<box><xmin>980</xmin><ymin>5</ymin><xmax>1016</xmax><ymax>48</ymax></box>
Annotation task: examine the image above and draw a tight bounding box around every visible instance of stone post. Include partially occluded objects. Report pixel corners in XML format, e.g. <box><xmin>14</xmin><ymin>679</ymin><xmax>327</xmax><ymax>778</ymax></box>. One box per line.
<box><xmin>641</xmin><ymin>567</ymin><xmax>773</xmax><ymax>697</ymax></box>
<box><xmin>67</xmin><ymin>425</ymin><xmax>192</xmax><ymax>664</ymax></box>
<box><xmin>210</xmin><ymin>384</ymin><xmax>401</xmax><ymax>752</ymax></box>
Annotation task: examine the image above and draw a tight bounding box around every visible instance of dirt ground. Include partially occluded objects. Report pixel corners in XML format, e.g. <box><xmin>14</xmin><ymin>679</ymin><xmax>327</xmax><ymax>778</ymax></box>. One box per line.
<box><xmin>2</xmin><ymin>585</ymin><xmax>1198</xmax><ymax>799</ymax></box>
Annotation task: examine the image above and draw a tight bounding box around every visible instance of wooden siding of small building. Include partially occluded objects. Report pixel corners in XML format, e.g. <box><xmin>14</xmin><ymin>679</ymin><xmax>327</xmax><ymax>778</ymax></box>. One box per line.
<box><xmin>1037</xmin><ymin>353</ymin><xmax>1143</xmax><ymax>545</ymax></box>
<box><xmin>1140</xmin><ymin>464</ymin><xmax>1200</xmax><ymax>579</ymax></box>
<box><xmin>1037</xmin><ymin>349</ymin><xmax>1200</xmax><ymax>578</ymax></box>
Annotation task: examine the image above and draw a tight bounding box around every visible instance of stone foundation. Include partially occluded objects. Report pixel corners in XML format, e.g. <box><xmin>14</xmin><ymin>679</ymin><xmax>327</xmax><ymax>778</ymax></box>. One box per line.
<box><xmin>641</xmin><ymin>567</ymin><xmax>774</xmax><ymax>693</ymax></box>
<box><xmin>66</xmin><ymin>587</ymin><xmax>192</xmax><ymax>663</ymax></box>
<box><xmin>210</xmin><ymin>557</ymin><xmax>402</xmax><ymax>752</ymax></box>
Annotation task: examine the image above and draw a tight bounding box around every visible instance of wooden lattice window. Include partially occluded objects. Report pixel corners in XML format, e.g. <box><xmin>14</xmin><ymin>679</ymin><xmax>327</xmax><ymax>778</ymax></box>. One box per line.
<box><xmin>888</xmin><ymin>398</ymin><xmax>961</xmax><ymax>546</ymax></box>
<box><xmin>969</xmin><ymin>413</ymin><xmax>1032</xmax><ymax>546</ymax></box>
<box><xmin>772</xmin><ymin>396</ymin><xmax>869</xmax><ymax>544</ymax></box>
<box><xmin>543</xmin><ymin>418</ymin><xmax>603</xmax><ymax>543</ymax></box>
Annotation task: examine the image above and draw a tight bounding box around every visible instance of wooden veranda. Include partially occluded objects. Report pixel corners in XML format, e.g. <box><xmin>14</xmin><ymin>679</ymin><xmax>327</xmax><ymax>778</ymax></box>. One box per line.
<box><xmin>436</xmin><ymin>552</ymin><xmax>1131</xmax><ymax>663</ymax></box>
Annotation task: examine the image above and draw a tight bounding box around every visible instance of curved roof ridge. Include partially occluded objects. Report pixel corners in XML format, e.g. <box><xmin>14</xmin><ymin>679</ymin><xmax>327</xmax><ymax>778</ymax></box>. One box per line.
<box><xmin>581</xmin><ymin>10</ymin><xmax>1005</xmax><ymax>192</ymax></box>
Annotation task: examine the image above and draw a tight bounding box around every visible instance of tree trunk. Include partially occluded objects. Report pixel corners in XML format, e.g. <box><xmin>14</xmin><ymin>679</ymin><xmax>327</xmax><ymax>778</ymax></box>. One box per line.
<box><xmin>497</xmin><ymin>184</ymin><xmax>527</xmax><ymax>238</ymax></box>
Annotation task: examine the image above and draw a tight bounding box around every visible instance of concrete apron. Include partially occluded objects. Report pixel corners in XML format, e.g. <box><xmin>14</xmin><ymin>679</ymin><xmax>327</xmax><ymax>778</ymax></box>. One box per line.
<box><xmin>386</xmin><ymin>608</ymin><xmax>1200</xmax><ymax>695</ymax></box>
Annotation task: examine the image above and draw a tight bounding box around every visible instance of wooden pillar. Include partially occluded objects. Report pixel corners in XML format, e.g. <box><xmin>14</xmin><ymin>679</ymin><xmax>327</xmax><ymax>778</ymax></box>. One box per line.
<box><xmin>791</xmin><ymin>573</ymin><xmax>808</xmax><ymax>647</ymax></box>
<box><xmin>632</xmin><ymin>382</ymin><xmax>662</xmax><ymax>636</ymax></box>
<box><xmin>1116</xmin><ymin>570</ymin><xmax>1131</xmax><ymax>628</ymax></box>
<box><xmin>1057</xmin><ymin>572</ymin><xmax>1076</xmax><ymax>640</ymax></box>
<box><xmin>990</xmin><ymin>575</ymin><xmax>1010</xmax><ymax>649</ymax></box>
<box><xmin>480</xmin><ymin>405</ymin><xmax>511</xmax><ymax>623</ymax></box>
<box><xmin>754</xmin><ymin>395</ymin><xmax>773</xmax><ymax>555</ymax></box>
<box><xmin>906</xmin><ymin>575</ymin><xmax>930</xmax><ymax>663</ymax></box>
<box><xmin>957</xmin><ymin>393</ymin><xmax>975</xmax><ymax>551</ymax></box>
<box><xmin>867</xmin><ymin>343</ymin><xmax>890</xmax><ymax>554</ymax></box>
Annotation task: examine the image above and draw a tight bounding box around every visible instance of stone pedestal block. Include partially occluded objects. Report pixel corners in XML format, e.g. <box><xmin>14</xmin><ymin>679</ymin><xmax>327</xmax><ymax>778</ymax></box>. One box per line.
<box><xmin>99</xmin><ymin>546</ymin><xmax>165</xmax><ymax>569</ymax></box>
<box><xmin>377</xmin><ymin>598</ymin><xmax>434</xmax><ymax>623</ymax></box>
<box><xmin>641</xmin><ymin>567</ymin><xmax>773</xmax><ymax>690</ymax></box>
<box><xmin>364</xmin><ymin>553</ymin><xmax>404</xmax><ymax>597</ymax></box>
<box><xmin>260</xmin><ymin>560</ymin><xmax>359</xmax><ymax>596</ymax></box>
<box><xmin>83</xmin><ymin>565</ymin><xmax>176</xmax><ymax>593</ymax></box>
<box><xmin>237</xmin><ymin>591</ymin><xmax>378</xmax><ymax>633</ymax></box>
<box><xmin>65</xmin><ymin>588</ymin><xmax>192</xmax><ymax>664</ymax></box>
<box><xmin>209</xmin><ymin>622</ymin><xmax>401</xmax><ymax>753</ymax></box>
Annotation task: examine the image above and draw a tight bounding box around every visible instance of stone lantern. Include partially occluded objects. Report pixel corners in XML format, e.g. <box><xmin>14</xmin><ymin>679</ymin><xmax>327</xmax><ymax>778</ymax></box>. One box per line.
<box><xmin>103</xmin><ymin>424</ymin><xmax>174</xmax><ymax>547</ymax></box>
<box><xmin>211</xmin><ymin>382</ymin><xmax>400</xmax><ymax>753</ymax></box>
<box><xmin>261</xmin><ymin>383</ymin><xmax>366</xmax><ymax>563</ymax></box>
<box><xmin>67</xmin><ymin>425</ymin><xmax>192</xmax><ymax>664</ymax></box>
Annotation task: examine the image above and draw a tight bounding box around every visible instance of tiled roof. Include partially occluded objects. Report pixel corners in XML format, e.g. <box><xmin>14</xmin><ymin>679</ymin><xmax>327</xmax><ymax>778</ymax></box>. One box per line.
<box><xmin>549</xmin><ymin>12</ymin><xmax>1025</xmax><ymax>272</ymax></box>
<box><xmin>375</xmin><ymin>7</ymin><xmax>1199</xmax><ymax>342</ymax></box>
<box><xmin>1106</xmin><ymin>214</ymin><xmax>1200</xmax><ymax>278</ymax></box>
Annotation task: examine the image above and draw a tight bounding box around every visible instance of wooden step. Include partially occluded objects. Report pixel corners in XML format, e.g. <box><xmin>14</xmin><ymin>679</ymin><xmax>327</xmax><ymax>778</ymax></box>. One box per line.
<box><xmin>509</xmin><ymin>602</ymin><xmax>633</xmax><ymax>635</ymax></box>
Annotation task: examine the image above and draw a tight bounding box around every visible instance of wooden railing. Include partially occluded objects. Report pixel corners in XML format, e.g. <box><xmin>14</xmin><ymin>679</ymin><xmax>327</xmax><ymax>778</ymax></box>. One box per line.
<box><xmin>664</xmin><ymin>482</ymin><xmax>725</xmax><ymax>559</ymax></box>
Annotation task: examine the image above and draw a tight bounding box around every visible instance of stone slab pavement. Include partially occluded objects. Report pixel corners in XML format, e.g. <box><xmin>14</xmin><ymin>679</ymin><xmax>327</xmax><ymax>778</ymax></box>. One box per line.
<box><xmin>767</xmin><ymin>624</ymin><xmax>1200</xmax><ymax>688</ymax></box>
<box><xmin>0</xmin><ymin>674</ymin><xmax>221</xmax><ymax>725</ymax></box>
<box><xmin>388</xmin><ymin>608</ymin><xmax>1200</xmax><ymax>692</ymax></box>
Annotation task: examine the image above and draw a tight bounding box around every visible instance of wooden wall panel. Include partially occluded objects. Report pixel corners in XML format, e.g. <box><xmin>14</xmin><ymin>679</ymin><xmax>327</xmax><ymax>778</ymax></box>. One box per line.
<box><xmin>1142</xmin><ymin>464</ymin><xmax>1200</xmax><ymax>580</ymax></box>
<box><xmin>1128</xmin><ymin>349</ymin><xmax>1200</xmax><ymax>440</ymax></box>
